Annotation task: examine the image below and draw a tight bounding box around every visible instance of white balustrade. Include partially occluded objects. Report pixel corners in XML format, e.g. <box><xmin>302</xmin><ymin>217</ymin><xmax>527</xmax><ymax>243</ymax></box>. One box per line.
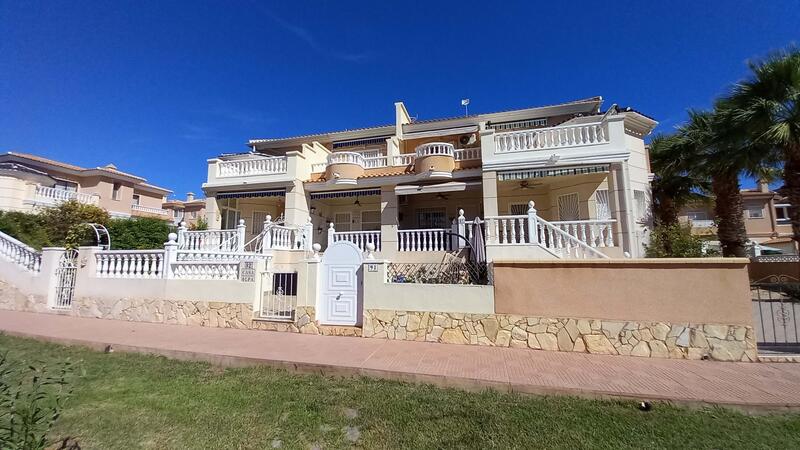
<box><xmin>398</xmin><ymin>229</ymin><xmax>451</xmax><ymax>252</ymax></box>
<box><xmin>35</xmin><ymin>185</ymin><xmax>96</xmax><ymax>205</ymax></box>
<box><xmin>484</xmin><ymin>201</ymin><xmax>611</xmax><ymax>259</ymax></box>
<box><xmin>494</xmin><ymin>122</ymin><xmax>609</xmax><ymax>153</ymax></box>
<box><xmin>217</xmin><ymin>156</ymin><xmax>288</xmax><ymax>177</ymax></box>
<box><xmin>392</xmin><ymin>154</ymin><xmax>415</xmax><ymax>166</ymax></box>
<box><xmin>550</xmin><ymin>220</ymin><xmax>615</xmax><ymax>248</ymax></box>
<box><xmin>131</xmin><ymin>204</ymin><xmax>169</xmax><ymax>216</ymax></box>
<box><xmin>328</xmin><ymin>224</ymin><xmax>381</xmax><ymax>252</ymax></box>
<box><xmin>328</xmin><ymin>152</ymin><xmax>366</xmax><ymax>166</ymax></box>
<box><xmin>311</xmin><ymin>163</ymin><xmax>327</xmax><ymax>172</ymax></box>
<box><xmin>453</xmin><ymin>147</ymin><xmax>481</xmax><ymax>161</ymax></box>
<box><xmin>415</xmin><ymin>142</ymin><xmax>455</xmax><ymax>158</ymax></box>
<box><xmin>95</xmin><ymin>250</ymin><xmax>165</xmax><ymax>279</ymax></box>
<box><xmin>363</xmin><ymin>156</ymin><xmax>388</xmax><ymax>168</ymax></box>
<box><xmin>170</xmin><ymin>261</ymin><xmax>241</xmax><ymax>280</ymax></box>
<box><xmin>258</xmin><ymin>216</ymin><xmax>312</xmax><ymax>251</ymax></box>
<box><xmin>178</xmin><ymin>224</ymin><xmax>243</xmax><ymax>252</ymax></box>
<box><xmin>0</xmin><ymin>230</ymin><xmax>41</xmax><ymax>273</ymax></box>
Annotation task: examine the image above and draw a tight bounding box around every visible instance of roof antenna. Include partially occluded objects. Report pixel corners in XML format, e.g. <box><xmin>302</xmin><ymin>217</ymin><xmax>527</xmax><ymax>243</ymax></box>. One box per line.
<box><xmin>461</xmin><ymin>98</ymin><xmax>470</xmax><ymax>117</ymax></box>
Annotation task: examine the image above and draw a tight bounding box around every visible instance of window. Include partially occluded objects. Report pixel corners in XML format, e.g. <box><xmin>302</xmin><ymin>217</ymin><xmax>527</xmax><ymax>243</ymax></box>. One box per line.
<box><xmin>112</xmin><ymin>183</ymin><xmax>121</xmax><ymax>200</ymax></box>
<box><xmin>361</xmin><ymin>210</ymin><xmax>381</xmax><ymax>231</ymax></box>
<box><xmin>595</xmin><ymin>189</ymin><xmax>611</xmax><ymax>220</ymax></box>
<box><xmin>775</xmin><ymin>204</ymin><xmax>790</xmax><ymax>223</ymax></box>
<box><xmin>746</xmin><ymin>205</ymin><xmax>764</xmax><ymax>219</ymax></box>
<box><xmin>557</xmin><ymin>193</ymin><xmax>580</xmax><ymax>221</ymax></box>
<box><xmin>132</xmin><ymin>194</ymin><xmax>140</xmax><ymax>206</ymax></box>
<box><xmin>334</xmin><ymin>212</ymin><xmax>351</xmax><ymax>232</ymax></box>
<box><xmin>191</xmin><ymin>211</ymin><xmax>197</xmax><ymax>219</ymax></box>
<box><xmin>220</xmin><ymin>198</ymin><xmax>240</xmax><ymax>229</ymax></box>
<box><xmin>416</xmin><ymin>207</ymin><xmax>448</xmax><ymax>229</ymax></box>
<box><xmin>687</xmin><ymin>211</ymin><xmax>708</xmax><ymax>220</ymax></box>
<box><xmin>252</xmin><ymin>211</ymin><xmax>268</xmax><ymax>231</ymax></box>
<box><xmin>633</xmin><ymin>190</ymin><xmax>647</xmax><ymax>222</ymax></box>
<box><xmin>509</xmin><ymin>203</ymin><xmax>528</xmax><ymax>215</ymax></box>
<box><xmin>173</xmin><ymin>209</ymin><xmax>179</xmax><ymax>218</ymax></box>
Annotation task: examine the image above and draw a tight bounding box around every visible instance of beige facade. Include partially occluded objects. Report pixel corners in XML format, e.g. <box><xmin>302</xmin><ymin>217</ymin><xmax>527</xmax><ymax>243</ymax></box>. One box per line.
<box><xmin>202</xmin><ymin>98</ymin><xmax>658</xmax><ymax>259</ymax></box>
<box><xmin>0</xmin><ymin>152</ymin><xmax>171</xmax><ymax>219</ymax></box>
<box><xmin>163</xmin><ymin>192</ymin><xmax>207</xmax><ymax>227</ymax></box>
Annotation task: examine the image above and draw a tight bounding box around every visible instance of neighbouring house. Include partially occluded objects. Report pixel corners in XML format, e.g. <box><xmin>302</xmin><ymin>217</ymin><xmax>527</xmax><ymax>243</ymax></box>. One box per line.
<box><xmin>163</xmin><ymin>192</ymin><xmax>207</xmax><ymax>227</ymax></box>
<box><xmin>0</xmin><ymin>152</ymin><xmax>172</xmax><ymax>220</ymax></box>
<box><xmin>679</xmin><ymin>180</ymin><xmax>799</xmax><ymax>255</ymax></box>
<box><xmin>201</xmin><ymin>97</ymin><xmax>657</xmax><ymax>259</ymax></box>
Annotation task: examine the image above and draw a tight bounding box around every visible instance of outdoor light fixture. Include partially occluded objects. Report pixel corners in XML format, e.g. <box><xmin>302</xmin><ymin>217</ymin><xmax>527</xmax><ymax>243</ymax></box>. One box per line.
<box><xmin>354</xmin><ymin>197</ymin><xmax>361</xmax><ymax>207</ymax></box>
<box><xmin>310</xmin><ymin>206</ymin><xmax>317</xmax><ymax>214</ymax></box>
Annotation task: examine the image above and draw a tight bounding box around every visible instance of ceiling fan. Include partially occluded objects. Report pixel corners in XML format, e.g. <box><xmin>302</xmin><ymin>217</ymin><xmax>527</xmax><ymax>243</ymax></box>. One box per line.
<box><xmin>512</xmin><ymin>180</ymin><xmax>542</xmax><ymax>191</ymax></box>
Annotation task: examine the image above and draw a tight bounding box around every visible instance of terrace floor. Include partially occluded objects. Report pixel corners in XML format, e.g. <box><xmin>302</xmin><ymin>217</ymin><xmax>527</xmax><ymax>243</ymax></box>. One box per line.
<box><xmin>2</xmin><ymin>310</ymin><xmax>799</xmax><ymax>410</ymax></box>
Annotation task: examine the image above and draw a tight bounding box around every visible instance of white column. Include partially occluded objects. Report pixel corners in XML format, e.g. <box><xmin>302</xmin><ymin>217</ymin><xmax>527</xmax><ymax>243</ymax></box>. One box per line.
<box><xmin>482</xmin><ymin>170</ymin><xmax>499</xmax><ymax>218</ymax></box>
<box><xmin>527</xmin><ymin>201</ymin><xmax>539</xmax><ymax>244</ymax></box>
<box><xmin>42</xmin><ymin>247</ymin><xmax>66</xmax><ymax>308</ymax></box>
<box><xmin>609</xmin><ymin>162</ymin><xmax>636</xmax><ymax>256</ymax></box>
<box><xmin>236</xmin><ymin>219</ymin><xmax>246</xmax><ymax>252</ymax></box>
<box><xmin>262</xmin><ymin>215</ymin><xmax>273</xmax><ymax>252</ymax></box>
<box><xmin>164</xmin><ymin>233</ymin><xmax>178</xmax><ymax>279</ymax></box>
<box><xmin>205</xmin><ymin>196</ymin><xmax>222</xmax><ymax>230</ymax></box>
<box><xmin>380</xmin><ymin>185</ymin><xmax>399</xmax><ymax>258</ymax></box>
<box><xmin>327</xmin><ymin>223</ymin><xmax>336</xmax><ymax>249</ymax></box>
<box><xmin>284</xmin><ymin>179</ymin><xmax>309</xmax><ymax>227</ymax></box>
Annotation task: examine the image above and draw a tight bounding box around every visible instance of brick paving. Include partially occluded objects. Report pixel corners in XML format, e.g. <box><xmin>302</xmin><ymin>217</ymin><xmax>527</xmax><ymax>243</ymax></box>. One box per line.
<box><xmin>1</xmin><ymin>310</ymin><xmax>799</xmax><ymax>409</ymax></box>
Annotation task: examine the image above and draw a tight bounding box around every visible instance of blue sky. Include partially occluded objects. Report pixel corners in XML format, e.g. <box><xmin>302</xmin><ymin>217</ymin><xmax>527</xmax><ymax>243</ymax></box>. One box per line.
<box><xmin>1</xmin><ymin>1</ymin><xmax>798</xmax><ymax>198</ymax></box>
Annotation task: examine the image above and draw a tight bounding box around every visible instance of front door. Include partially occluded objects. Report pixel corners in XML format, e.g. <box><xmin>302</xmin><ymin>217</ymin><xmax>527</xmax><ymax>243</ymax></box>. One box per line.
<box><xmin>319</xmin><ymin>241</ymin><xmax>363</xmax><ymax>326</ymax></box>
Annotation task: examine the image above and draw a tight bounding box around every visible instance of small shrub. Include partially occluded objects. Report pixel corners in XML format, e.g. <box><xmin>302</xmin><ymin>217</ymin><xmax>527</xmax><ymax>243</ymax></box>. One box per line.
<box><xmin>0</xmin><ymin>212</ymin><xmax>50</xmax><ymax>249</ymax></box>
<box><xmin>189</xmin><ymin>216</ymin><xmax>208</xmax><ymax>231</ymax></box>
<box><xmin>0</xmin><ymin>352</ymin><xmax>75</xmax><ymax>450</ymax></box>
<box><xmin>645</xmin><ymin>223</ymin><xmax>705</xmax><ymax>258</ymax></box>
<box><xmin>106</xmin><ymin>217</ymin><xmax>174</xmax><ymax>250</ymax></box>
<box><xmin>38</xmin><ymin>201</ymin><xmax>110</xmax><ymax>248</ymax></box>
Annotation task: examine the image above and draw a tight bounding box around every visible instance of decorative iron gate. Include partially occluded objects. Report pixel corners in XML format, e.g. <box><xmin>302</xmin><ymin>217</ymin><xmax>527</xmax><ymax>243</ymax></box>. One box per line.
<box><xmin>751</xmin><ymin>275</ymin><xmax>800</xmax><ymax>352</ymax></box>
<box><xmin>53</xmin><ymin>249</ymin><xmax>79</xmax><ymax>309</ymax></box>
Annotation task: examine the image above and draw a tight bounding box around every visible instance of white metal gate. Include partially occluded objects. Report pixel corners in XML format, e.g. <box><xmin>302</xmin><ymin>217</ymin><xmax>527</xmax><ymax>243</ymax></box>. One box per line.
<box><xmin>52</xmin><ymin>249</ymin><xmax>78</xmax><ymax>309</ymax></box>
<box><xmin>319</xmin><ymin>240</ymin><xmax>363</xmax><ymax>326</ymax></box>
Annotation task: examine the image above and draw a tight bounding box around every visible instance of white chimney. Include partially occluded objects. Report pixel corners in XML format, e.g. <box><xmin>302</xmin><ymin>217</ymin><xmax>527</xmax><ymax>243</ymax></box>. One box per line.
<box><xmin>186</xmin><ymin>192</ymin><xmax>195</xmax><ymax>202</ymax></box>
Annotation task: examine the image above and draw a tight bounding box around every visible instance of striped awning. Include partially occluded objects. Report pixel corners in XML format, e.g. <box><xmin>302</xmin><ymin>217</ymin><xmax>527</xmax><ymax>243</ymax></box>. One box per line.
<box><xmin>216</xmin><ymin>189</ymin><xmax>286</xmax><ymax>199</ymax></box>
<box><xmin>497</xmin><ymin>165</ymin><xmax>609</xmax><ymax>181</ymax></box>
<box><xmin>310</xmin><ymin>188</ymin><xmax>381</xmax><ymax>200</ymax></box>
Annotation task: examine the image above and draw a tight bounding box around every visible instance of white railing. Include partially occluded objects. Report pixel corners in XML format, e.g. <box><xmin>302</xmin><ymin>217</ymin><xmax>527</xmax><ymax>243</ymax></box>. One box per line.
<box><xmin>328</xmin><ymin>152</ymin><xmax>366</xmax><ymax>166</ymax></box>
<box><xmin>415</xmin><ymin>142</ymin><xmax>455</xmax><ymax>158</ymax></box>
<box><xmin>95</xmin><ymin>250</ymin><xmax>165</xmax><ymax>279</ymax></box>
<box><xmin>328</xmin><ymin>224</ymin><xmax>381</xmax><ymax>252</ymax></box>
<box><xmin>171</xmin><ymin>261</ymin><xmax>240</xmax><ymax>280</ymax></box>
<box><xmin>690</xmin><ymin>219</ymin><xmax>715</xmax><ymax>228</ymax></box>
<box><xmin>494</xmin><ymin>122</ymin><xmax>609</xmax><ymax>153</ymax></box>
<box><xmin>398</xmin><ymin>229</ymin><xmax>451</xmax><ymax>252</ymax></box>
<box><xmin>176</xmin><ymin>250</ymin><xmax>257</xmax><ymax>261</ymax></box>
<box><xmin>0</xmin><ymin>230</ymin><xmax>41</xmax><ymax>273</ymax></box>
<box><xmin>393</xmin><ymin>154</ymin><xmax>415</xmax><ymax>166</ymax></box>
<box><xmin>178</xmin><ymin>223</ymin><xmax>243</xmax><ymax>252</ymax></box>
<box><xmin>363</xmin><ymin>156</ymin><xmax>388</xmax><ymax>168</ymax></box>
<box><xmin>550</xmin><ymin>220</ymin><xmax>615</xmax><ymax>248</ymax></box>
<box><xmin>311</xmin><ymin>162</ymin><xmax>327</xmax><ymax>172</ymax></box>
<box><xmin>484</xmin><ymin>201</ymin><xmax>611</xmax><ymax>259</ymax></box>
<box><xmin>34</xmin><ymin>185</ymin><xmax>96</xmax><ymax>205</ymax></box>
<box><xmin>131</xmin><ymin>204</ymin><xmax>170</xmax><ymax>216</ymax></box>
<box><xmin>217</xmin><ymin>156</ymin><xmax>288</xmax><ymax>177</ymax></box>
<box><xmin>264</xmin><ymin>224</ymin><xmax>308</xmax><ymax>250</ymax></box>
<box><xmin>453</xmin><ymin>147</ymin><xmax>481</xmax><ymax>161</ymax></box>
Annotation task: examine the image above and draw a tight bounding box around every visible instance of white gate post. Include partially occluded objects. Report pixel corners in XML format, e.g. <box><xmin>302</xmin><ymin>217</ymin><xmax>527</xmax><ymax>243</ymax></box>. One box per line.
<box><xmin>303</xmin><ymin>217</ymin><xmax>313</xmax><ymax>251</ymax></box>
<box><xmin>42</xmin><ymin>247</ymin><xmax>66</xmax><ymax>309</ymax></box>
<box><xmin>527</xmin><ymin>201</ymin><xmax>539</xmax><ymax>244</ymax></box>
<box><xmin>455</xmin><ymin>209</ymin><xmax>466</xmax><ymax>249</ymax></box>
<box><xmin>236</xmin><ymin>219</ymin><xmax>246</xmax><ymax>252</ymax></box>
<box><xmin>164</xmin><ymin>233</ymin><xmax>178</xmax><ymax>279</ymax></box>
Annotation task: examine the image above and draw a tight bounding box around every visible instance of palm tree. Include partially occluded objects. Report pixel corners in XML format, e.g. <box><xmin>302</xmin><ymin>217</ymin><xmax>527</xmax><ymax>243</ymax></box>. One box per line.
<box><xmin>673</xmin><ymin>110</ymin><xmax>771</xmax><ymax>257</ymax></box>
<box><xmin>723</xmin><ymin>48</ymin><xmax>800</xmax><ymax>250</ymax></box>
<box><xmin>649</xmin><ymin>133</ymin><xmax>709</xmax><ymax>227</ymax></box>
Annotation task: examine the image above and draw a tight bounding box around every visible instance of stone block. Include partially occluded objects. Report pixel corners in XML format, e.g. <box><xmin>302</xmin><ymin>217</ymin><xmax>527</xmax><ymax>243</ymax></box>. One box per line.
<box><xmin>583</xmin><ymin>335</ymin><xmax>618</xmax><ymax>355</ymax></box>
<box><xmin>495</xmin><ymin>330</ymin><xmax>512</xmax><ymax>347</ymax></box>
<box><xmin>536</xmin><ymin>333</ymin><xmax>558</xmax><ymax>351</ymax></box>
<box><xmin>649</xmin><ymin>340</ymin><xmax>669</xmax><ymax>358</ymax></box>
<box><xmin>481</xmin><ymin>318</ymin><xmax>500</xmax><ymax>342</ymax></box>
<box><xmin>511</xmin><ymin>326</ymin><xmax>527</xmax><ymax>341</ymax></box>
<box><xmin>631</xmin><ymin>341</ymin><xmax>650</xmax><ymax>357</ymax></box>
<box><xmin>703</xmin><ymin>324</ymin><xmax>729</xmax><ymax>340</ymax></box>
<box><xmin>556</xmin><ymin>328</ymin><xmax>573</xmax><ymax>351</ymax></box>
<box><xmin>441</xmin><ymin>329</ymin><xmax>468</xmax><ymax>345</ymax></box>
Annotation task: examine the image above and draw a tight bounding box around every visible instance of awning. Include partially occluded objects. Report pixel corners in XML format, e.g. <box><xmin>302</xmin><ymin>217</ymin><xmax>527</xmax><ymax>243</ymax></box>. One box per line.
<box><xmin>395</xmin><ymin>181</ymin><xmax>481</xmax><ymax>196</ymax></box>
<box><xmin>310</xmin><ymin>188</ymin><xmax>381</xmax><ymax>200</ymax></box>
<box><xmin>216</xmin><ymin>189</ymin><xmax>285</xmax><ymax>199</ymax></box>
<box><xmin>402</xmin><ymin>125</ymin><xmax>478</xmax><ymax>140</ymax></box>
<box><xmin>497</xmin><ymin>164</ymin><xmax>609</xmax><ymax>181</ymax></box>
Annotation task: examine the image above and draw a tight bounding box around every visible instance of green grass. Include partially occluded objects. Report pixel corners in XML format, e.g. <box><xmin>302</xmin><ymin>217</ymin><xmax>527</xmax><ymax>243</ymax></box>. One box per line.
<box><xmin>1</xmin><ymin>334</ymin><xmax>799</xmax><ymax>449</ymax></box>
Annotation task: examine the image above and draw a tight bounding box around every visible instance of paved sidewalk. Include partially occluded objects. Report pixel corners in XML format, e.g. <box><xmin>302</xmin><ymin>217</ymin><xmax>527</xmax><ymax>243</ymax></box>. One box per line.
<box><xmin>1</xmin><ymin>310</ymin><xmax>799</xmax><ymax>410</ymax></box>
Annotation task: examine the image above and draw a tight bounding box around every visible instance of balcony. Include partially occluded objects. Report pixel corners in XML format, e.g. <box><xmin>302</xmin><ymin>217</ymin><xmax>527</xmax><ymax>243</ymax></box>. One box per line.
<box><xmin>494</xmin><ymin>122</ymin><xmax>609</xmax><ymax>153</ymax></box>
<box><xmin>131</xmin><ymin>204</ymin><xmax>170</xmax><ymax>217</ymax></box>
<box><xmin>217</xmin><ymin>156</ymin><xmax>287</xmax><ymax>178</ymax></box>
<box><xmin>322</xmin><ymin>152</ymin><xmax>390</xmax><ymax>184</ymax></box>
<box><xmin>34</xmin><ymin>185</ymin><xmax>98</xmax><ymax>206</ymax></box>
<box><xmin>414</xmin><ymin>142</ymin><xmax>456</xmax><ymax>179</ymax></box>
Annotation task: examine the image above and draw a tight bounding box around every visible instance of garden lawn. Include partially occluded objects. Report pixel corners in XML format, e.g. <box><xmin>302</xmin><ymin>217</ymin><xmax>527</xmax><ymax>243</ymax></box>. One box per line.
<box><xmin>2</xmin><ymin>334</ymin><xmax>799</xmax><ymax>449</ymax></box>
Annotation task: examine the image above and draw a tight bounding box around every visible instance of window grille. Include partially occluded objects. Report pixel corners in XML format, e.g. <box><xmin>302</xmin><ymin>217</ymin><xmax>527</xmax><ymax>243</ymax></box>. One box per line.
<box><xmin>558</xmin><ymin>193</ymin><xmax>580</xmax><ymax>221</ymax></box>
<box><xmin>595</xmin><ymin>189</ymin><xmax>611</xmax><ymax>220</ymax></box>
